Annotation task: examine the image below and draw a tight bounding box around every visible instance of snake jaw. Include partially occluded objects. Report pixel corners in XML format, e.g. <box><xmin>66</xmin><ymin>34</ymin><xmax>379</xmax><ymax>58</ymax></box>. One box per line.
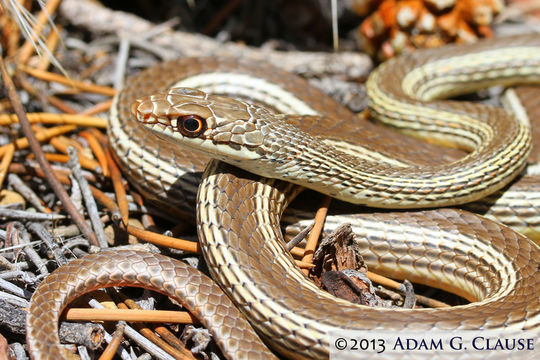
<box><xmin>134</xmin><ymin>87</ymin><xmax>271</xmax><ymax>162</ymax></box>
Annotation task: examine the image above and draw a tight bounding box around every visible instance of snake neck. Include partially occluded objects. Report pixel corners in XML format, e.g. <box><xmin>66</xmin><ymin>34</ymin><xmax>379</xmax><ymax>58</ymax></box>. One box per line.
<box><xmin>232</xmin><ymin>113</ymin><xmax>529</xmax><ymax>209</ymax></box>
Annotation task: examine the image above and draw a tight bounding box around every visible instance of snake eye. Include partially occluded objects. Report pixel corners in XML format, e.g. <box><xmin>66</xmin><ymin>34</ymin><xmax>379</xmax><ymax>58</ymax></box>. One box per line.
<box><xmin>177</xmin><ymin>115</ymin><xmax>206</xmax><ymax>137</ymax></box>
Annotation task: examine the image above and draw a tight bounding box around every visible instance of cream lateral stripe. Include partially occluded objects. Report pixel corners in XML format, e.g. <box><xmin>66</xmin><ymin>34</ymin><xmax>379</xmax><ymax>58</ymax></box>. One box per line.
<box><xmin>322</xmin><ymin>139</ymin><xmax>409</xmax><ymax>167</ymax></box>
<box><xmin>370</xmin><ymin>73</ymin><xmax>495</xmax><ymax>137</ymax></box>
<box><xmin>401</xmin><ymin>47</ymin><xmax>540</xmax><ymax>100</ymax></box>
<box><xmin>502</xmin><ymin>88</ymin><xmax>531</xmax><ymax>127</ymax></box>
<box><xmin>173</xmin><ymin>73</ymin><xmax>319</xmax><ymax>115</ymax></box>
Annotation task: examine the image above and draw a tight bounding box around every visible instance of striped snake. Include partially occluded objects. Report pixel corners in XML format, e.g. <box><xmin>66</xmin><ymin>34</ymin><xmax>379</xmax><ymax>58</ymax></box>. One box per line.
<box><xmin>27</xmin><ymin>35</ymin><xmax>540</xmax><ymax>359</ymax></box>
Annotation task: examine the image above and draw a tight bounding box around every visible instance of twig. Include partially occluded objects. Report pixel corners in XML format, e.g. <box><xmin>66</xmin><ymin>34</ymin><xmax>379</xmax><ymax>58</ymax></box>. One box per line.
<box><xmin>6</xmin><ymin>222</ymin><xmax>48</xmax><ymax>277</ymax></box>
<box><xmin>123</xmin><ymin>320</ymin><xmax>187</xmax><ymax>360</ymax></box>
<box><xmin>113</xmin><ymin>37</ymin><xmax>130</xmax><ymax>90</ymax></box>
<box><xmin>88</xmin><ymin>299</ymin><xmax>175</xmax><ymax>360</ymax></box>
<box><xmin>301</xmin><ymin>196</ymin><xmax>331</xmax><ymax>275</ymax></box>
<box><xmin>105</xmin><ymin>147</ymin><xmax>128</xmax><ymax>225</ymax></box>
<box><xmin>331</xmin><ymin>0</ymin><xmax>339</xmax><ymax>51</ymax></box>
<box><xmin>27</xmin><ymin>222</ymin><xmax>68</xmax><ymax>266</ymax></box>
<box><xmin>401</xmin><ymin>280</ymin><xmax>416</xmax><ymax>309</ymax></box>
<box><xmin>90</xmin><ymin>187</ymin><xmax>121</xmax><ymax>219</ymax></box>
<box><xmin>19</xmin><ymin>65</ymin><xmax>117</xmax><ymax>96</ymax></box>
<box><xmin>367</xmin><ymin>271</ymin><xmax>450</xmax><ymax>308</ymax></box>
<box><xmin>0</xmin><ymin>278</ymin><xmax>32</xmax><ymax>299</ymax></box>
<box><xmin>63</xmin><ymin>308</ymin><xmax>196</xmax><ymax>324</ymax></box>
<box><xmin>0</xmin><ymin>208</ymin><xmax>64</xmax><ymax>221</ymax></box>
<box><xmin>53</xmin><ymin>135</ymin><xmax>86</xmax><ymax>154</ymax></box>
<box><xmin>8</xmin><ymin>162</ymin><xmax>116</xmax><ymax>225</ymax></box>
<box><xmin>59</xmin><ymin>0</ymin><xmax>373</xmax><ymax>79</ymax></box>
<box><xmin>154</xmin><ymin>329</ymin><xmax>197</xmax><ymax>360</ymax></box>
<box><xmin>79</xmin><ymin>130</ymin><xmax>109</xmax><ymax>177</ymax></box>
<box><xmin>8</xmin><ymin>343</ymin><xmax>25</xmax><ymax>360</ymax></box>
<box><xmin>68</xmin><ymin>147</ymin><xmax>108</xmax><ymax>248</ymax></box>
<box><xmin>131</xmin><ymin>192</ymin><xmax>156</xmax><ymax>229</ymax></box>
<box><xmin>295</xmin><ymin>260</ymin><xmax>316</xmax><ymax>269</ymax></box>
<box><xmin>0</xmin><ymin>144</ymin><xmax>15</xmax><ymax>188</ymax></box>
<box><xmin>77</xmin><ymin>298</ymin><xmax>136</xmax><ymax>360</ymax></box>
<box><xmin>2</xmin><ymin>4</ymin><xmax>20</xmax><ymax>57</ymax></box>
<box><xmin>0</xmin><ymin>124</ymin><xmax>76</xmax><ymax>157</ymax></box>
<box><xmin>375</xmin><ymin>285</ymin><xmax>405</xmax><ymax>303</ymax></box>
<box><xmin>289</xmin><ymin>246</ymin><xmax>305</xmax><ymax>257</ymax></box>
<box><xmin>31</xmin><ymin>152</ymin><xmax>99</xmax><ymax>172</ymax></box>
<box><xmin>16</xmin><ymin>69</ymin><xmax>78</xmax><ymax>114</ymax></box>
<box><xmin>115</xmin><ymin>291</ymin><xmax>197</xmax><ymax>360</ymax></box>
<box><xmin>0</xmin><ymin>270</ymin><xmax>39</xmax><ymax>286</ymax></box>
<box><xmin>58</xmin><ymin>322</ymin><xmax>104</xmax><ymax>351</ymax></box>
<box><xmin>0</xmin><ymin>255</ymin><xmax>16</xmax><ymax>271</ymax></box>
<box><xmin>7</xmin><ymin>173</ymin><xmax>50</xmax><ymax>213</ymax></box>
<box><xmin>78</xmin><ymin>346</ymin><xmax>91</xmax><ymax>360</ymax></box>
<box><xmin>49</xmin><ymin>137</ymin><xmax>101</xmax><ymax>171</ymax></box>
<box><xmin>0</xmin><ymin>112</ymin><xmax>107</xmax><ymax>127</ymax></box>
<box><xmin>285</xmin><ymin>222</ymin><xmax>314</xmax><ymax>251</ymax></box>
<box><xmin>80</xmin><ymin>99</ymin><xmax>112</xmax><ymax>115</ymax></box>
<box><xmin>110</xmin><ymin>305</ymin><xmax>187</xmax><ymax>359</ymax></box>
<box><xmin>8</xmin><ymin>162</ymin><xmax>98</xmax><ymax>192</ymax></box>
<box><xmin>125</xmin><ymin>225</ymin><xmax>200</xmax><ymax>253</ymax></box>
<box><xmin>99</xmin><ymin>322</ymin><xmax>125</xmax><ymax>360</ymax></box>
<box><xmin>0</xmin><ymin>290</ymin><xmax>29</xmax><ymax>308</ymax></box>
<box><xmin>0</xmin><ymin>53</ymin><xmax>99</xmax><ymax>246</ymax></box>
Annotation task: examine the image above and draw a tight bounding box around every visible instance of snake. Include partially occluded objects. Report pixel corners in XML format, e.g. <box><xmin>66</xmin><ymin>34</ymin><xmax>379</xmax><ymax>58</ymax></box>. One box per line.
<box><xmin>26</xmin><ymin>35</ymin><xmax>540</xmax><ymax>359</ymax></box>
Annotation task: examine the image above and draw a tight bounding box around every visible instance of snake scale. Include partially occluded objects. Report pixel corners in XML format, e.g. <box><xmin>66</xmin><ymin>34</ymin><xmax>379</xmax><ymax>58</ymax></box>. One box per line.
<box><xmin>27</xmin><ymin>35</ymin><xmax>540</xmax><ymax>359</ymax></box>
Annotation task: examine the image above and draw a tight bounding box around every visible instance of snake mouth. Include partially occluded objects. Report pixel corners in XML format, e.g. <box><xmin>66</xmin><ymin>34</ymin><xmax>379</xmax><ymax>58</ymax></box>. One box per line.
<box><xmin>131</xmin><ymin>100</ymin><xmax>142</xmax><ymax>121</ymax></box>
<box><xmin>132</xmin><ymin>98</ymin><xmax>161</xmax><ymax>126</ymax></box>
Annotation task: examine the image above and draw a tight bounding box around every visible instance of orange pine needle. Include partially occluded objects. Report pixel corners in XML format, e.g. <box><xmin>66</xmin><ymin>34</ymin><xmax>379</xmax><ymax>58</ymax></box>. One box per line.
<box><xmin>81</xmin><ymin>99</ymin><xmax>113</xmax><ymax>116</ymax></box>
<box><xmin>301</xmin><ymin>196</ymin><xmax>331</xmax><ymax>275</ymax></box>
<box><xmin>79</xmin><ymin>130</ymin><xmax>109</xmax><ymax>177</ymax></box>
<box><xmin>126</xmin><ymin>225</ymin><xmax>200</xmax><ymax>254</ymax></box>
<box><xmin>290</xmin><ymin>246</ymin><xmax>305</xmax><ymax>257</ymax></box>
<box><xmin>0</xmin><ymin>125</ymin><xmax>76</xmax><ymax>157</ymax></box>
<box><xmin>63</xmin><ymin>308</ymin><xmax>196</xmax><ymax>324</ymax></box>
<box><xmin>36</xmin><ymin>24</ymin><xmax>62</xmax><ymax>71</ymax></box>
<box><xmin>115</xmin><ymin>296</ymin><xmax>197</xmax><ymax>359</ymax></box>
<box><xmin>48</xmin><ymin>137</ymin><xmax>101</xmax><ymax>171</ymax></box>
<box><xmin>0</xmin><ymin>113</ymin><xmax>107</xmax><ymax>127</ymax></box>
<box><xmin>0</xmin><ymin>144</ymin><xmax>15</xmax><ymax>188</ymax></box>
<box><xmin>99</xmin><ymin>323</ymin><xmax>124</xmax><ymax>360</ymax></box>
<box><xmin>295</xmin><ymin>260</ymin><xmax>316</xmax><ymax>269</ymax></box>
<box><xmin>29</xmin><ymin>153</ymin><xmax>99</xmax><ymax>172</ymax></box>
<box><xmin>105</xmin><ymin>148</ymin><xmax>129</xmax><ymax>224</ymax></box>
<box><xmin>19</xmin><ymin>65</ymin><xmax>116</xmax><ymax>97</ymax></box>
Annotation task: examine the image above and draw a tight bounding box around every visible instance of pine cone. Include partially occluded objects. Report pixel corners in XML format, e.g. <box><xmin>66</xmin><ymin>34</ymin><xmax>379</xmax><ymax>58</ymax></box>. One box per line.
<box><xmin>353</xmin><ymin>0</ymin><xmax>504</xmax><ymax>60</ymax></box>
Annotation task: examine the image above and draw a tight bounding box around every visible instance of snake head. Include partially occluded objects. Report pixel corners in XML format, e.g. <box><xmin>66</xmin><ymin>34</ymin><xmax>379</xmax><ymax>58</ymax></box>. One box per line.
<box><xmin>133</xmin><ymin>87</ymin><xmax>270</xmax><ymax>161</ymax></box>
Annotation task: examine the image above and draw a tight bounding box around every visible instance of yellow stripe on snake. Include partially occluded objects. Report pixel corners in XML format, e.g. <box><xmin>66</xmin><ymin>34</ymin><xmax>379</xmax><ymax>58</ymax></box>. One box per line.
<box><xmin>27</xmin><ymin>35</ymin><xmax>540</xmax><ymax>359</ymax></box>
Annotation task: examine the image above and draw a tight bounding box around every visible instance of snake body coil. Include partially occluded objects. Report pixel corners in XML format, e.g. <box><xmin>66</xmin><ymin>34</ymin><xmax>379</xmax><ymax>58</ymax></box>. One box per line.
<box><xmin>27</xmin><ymin>36</ymin><xmax>540</xmax><ymax>359</ymax></box>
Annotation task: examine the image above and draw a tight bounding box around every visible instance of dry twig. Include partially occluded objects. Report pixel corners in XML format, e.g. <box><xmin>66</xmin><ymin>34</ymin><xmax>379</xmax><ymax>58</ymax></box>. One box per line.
<box><xmin>0</xmin><ymin>56</ymin><xmax>98</xmax><ymax>245</ymax></box>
